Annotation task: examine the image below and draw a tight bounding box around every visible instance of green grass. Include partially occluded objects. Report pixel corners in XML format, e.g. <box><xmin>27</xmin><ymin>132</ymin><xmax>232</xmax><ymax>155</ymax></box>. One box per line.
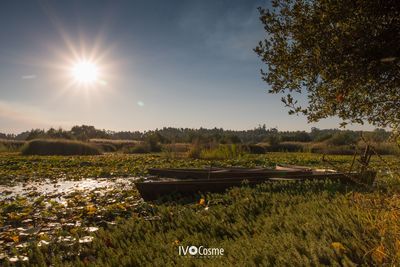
<box><xmin>1</xmin><ymin>153</ymin><xmax>399</xmax><ymax>265</ymax></box>
<box><xmin>21</xmin><ymin>139</ymin><xmax>101</xmax><ymax>156</ymax></box>
<box><xmin>200</xmin><ymin>144</ymin><xmax>245</xmax><ymax>160</ymax></box>
<box><xmin>14</xmin><ymin>181</ymin><xmax>400</xmax><ymax>266</ymax></box>
<box><xmin>0</xmin><ymin>152</ymin><xmax>399</xmax><ymax>186</ymax></box>
<box><xmin>255</xmin><ymin>141</ymin><xmax>400</xmax><ymax>155</ymax></box>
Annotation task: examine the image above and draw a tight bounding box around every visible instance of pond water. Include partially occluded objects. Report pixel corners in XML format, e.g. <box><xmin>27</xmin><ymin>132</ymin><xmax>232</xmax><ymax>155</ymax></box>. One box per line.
<box><xmin>0</xmin><ymin>177</ymin><xmax>145</xmax><ymax>263</ymax></box>
<box><xmin>0</xmin><ymin>177</ymin><xmax>140</xmax><ymax>201</ymax></box>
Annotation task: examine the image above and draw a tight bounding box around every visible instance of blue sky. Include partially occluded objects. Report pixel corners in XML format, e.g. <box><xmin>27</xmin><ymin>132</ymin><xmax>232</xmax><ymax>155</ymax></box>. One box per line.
<box><xmin>0</xmin><ymin>0</ymin><xmax>373</xmax><ymax>134</ymax></box>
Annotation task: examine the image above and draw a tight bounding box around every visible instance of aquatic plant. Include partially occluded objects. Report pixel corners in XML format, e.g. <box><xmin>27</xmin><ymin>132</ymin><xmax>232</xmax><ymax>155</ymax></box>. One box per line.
<box><xmin>0</xmin><ymin>153</ymin><xmax>399</xmax><ymax>265</ymax></box>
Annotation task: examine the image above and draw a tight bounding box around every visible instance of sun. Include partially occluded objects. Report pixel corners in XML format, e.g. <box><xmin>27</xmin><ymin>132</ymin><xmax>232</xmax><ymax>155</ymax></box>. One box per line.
<box><xmin>71</xmin><ymin>60</ymin><xmax>99</xmax><ymax>85</ymax></box>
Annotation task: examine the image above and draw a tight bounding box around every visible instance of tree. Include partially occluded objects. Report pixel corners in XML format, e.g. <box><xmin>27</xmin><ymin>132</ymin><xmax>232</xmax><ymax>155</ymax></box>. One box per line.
<box><xmin>326</xmin><ymin>131</ymin><xmax>359</xmax><ymax>146</ymax></box>
<box><xmin>255</xmin><ymin>0</ymin><xmax>400</xmax><ymax>131</ymax></box>
<box><xmin>70</xmin><ymin>125</ymin><xmax>109</xmax><ymax>141</ymax></box>
<box><xmin>26</xmin><ymin>129</ymin><xmax>46</xmax><ymax>140</ymax></box>
<box><xmin>363</xmin><ymin>128</ymin><xmax>390</xmax><ymax>143</ymax></box>
<box><xmin>266</xmin><ymin>133</ymin><xmax>281</xmax><ymax>147</ymax></box>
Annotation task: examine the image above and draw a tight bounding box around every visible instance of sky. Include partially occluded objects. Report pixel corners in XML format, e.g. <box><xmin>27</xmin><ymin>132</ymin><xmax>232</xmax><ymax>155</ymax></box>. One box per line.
<box><xmin>0</xmin><ymin>0</ymin><xmax>374</xmax><ymax>134</ymax></box>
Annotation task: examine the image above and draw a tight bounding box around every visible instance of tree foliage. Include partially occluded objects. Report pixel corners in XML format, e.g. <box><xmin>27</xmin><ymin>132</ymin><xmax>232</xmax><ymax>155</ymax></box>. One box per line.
<box><xmin>255</xmin><ymin>0</ymin><xmax>400</xmax><ymax>129</ymax></box>
<box><xmin>2</xmin><ymin>125</ymin><xmax>393</xmax><ymax>146</ymax></box>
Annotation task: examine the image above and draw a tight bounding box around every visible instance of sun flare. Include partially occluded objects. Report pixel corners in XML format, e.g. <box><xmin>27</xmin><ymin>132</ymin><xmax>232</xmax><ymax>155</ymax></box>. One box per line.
<box><xmin>71</xmin><ymin>61</ymin><xmax>99</xmax><ymax>85</ymax></box>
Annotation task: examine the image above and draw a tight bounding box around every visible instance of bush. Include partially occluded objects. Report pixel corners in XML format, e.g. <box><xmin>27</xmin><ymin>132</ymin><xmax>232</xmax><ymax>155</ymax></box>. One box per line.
<box><xmin>145</xmin><ymin>134</ymin><xmax>162</xmax><ymax>152</ymax></box>
<box><xmin>0</xmin><ymin>143</ymin><xmax>6</xmax><ymax>153</ymax></box>
<box><xmin>21</xmin><ymin>139</ymin><xmax>101</xmax><ymax>155</ymax></box>
<box><xmin>162</xmin><ymin>143</ymin><xmax>190</xmax><ymax>158</ymax></box>
<box><xmin>308</xmin><ymin>141</ymin><xmax>400</xmax><ymax>155</ymax></box>
<box><xmin>357</xmin><ymin>142</ymin><xmax>400</xmax><ymax>155</ymax></box>
<box><xmin>310</xmin><ymin>143</ymin><xmax>355</xmax><ymax>155</ymax></box>
<box><xmin>123</xmin><ymin>140</ymin><xmax>163</xmax><ymax>154</ymax></box>
<box><xmin>123</xmin><ymin>144</ymin><xmax>150</xmax><ymax>154</ymax></box>
<box><xmin>246</xmin><ymin>144</ymin><xmax>266</xmax><ymax>154</ymax></box>
<box><xmin>267</xmin><ymin>142</ymin><xmax>305</xmax><ymax>152</ymax></box>
<box><xmin>162</xmin><ymin>143</ymin><xmax>191</xmax><ymax>153</ymax></box>
<box><xmin>95</xmin><ymin>143</ymin><xmax>117</xmax><ymax>153</ymax></box>
<box><xmin>200</xmin><ymin>144</ymin><xmax>244</xmax><ymax>160</ymax></box>
<box><xmin>266</xmin><ymin>134</ymin><xmax>281</xmax><ymax>146</ymax></box>
<box><xmin>187</xmin><ymin>143</ymin><xmax>202</xmax><ymax>159</ymax></box>
<box><xmin>89</xmin><ymin>139</ymin><xmax>139</xmax><ymax>151</ymax></box>
<box><xmin>0</xmin><ymin>139</ymin><xmax>25</xmax><ymax>152</ymax></box>
<box><xmin>148</xmin><ymin>142</ymin><xmax>162</xmax><ymax>152</ymax></box>
<box><xmin>326</xmin><ymin>132</ymin><xmax>359</xmax><ymax>146</ymax></box>
<box><xmin>186</xmin><ymin>144</ymin><xmax>244</xmax><ymax>160</ymax></box>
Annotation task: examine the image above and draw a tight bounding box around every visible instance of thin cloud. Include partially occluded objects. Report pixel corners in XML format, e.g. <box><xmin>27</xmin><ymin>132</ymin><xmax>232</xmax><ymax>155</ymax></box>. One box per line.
<box><xmin>0</xmin><ymin>101</ymin><xmax>71</xmax><ymax>133</ymax></box>
<box><xmin>21</xmin><ymin>75</ymin><xmax>37</xmax><ymax>79</ymax></box>
<box><xmin>0</xmin><ymin>101</ymin><xmax>47</xmax><ymax>126</ymax></box>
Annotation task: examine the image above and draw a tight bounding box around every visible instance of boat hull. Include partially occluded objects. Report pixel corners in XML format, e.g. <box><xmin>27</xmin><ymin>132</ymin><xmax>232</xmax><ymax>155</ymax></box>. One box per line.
<box><xmin>135</xmin><ymin>172</ymin><xmax>373</xmax><ymax>200</ymax></box>
<box><xmin>147</xmin><ymin>167</ymin><xmax>311</xmax><ymax>179</ymax></box>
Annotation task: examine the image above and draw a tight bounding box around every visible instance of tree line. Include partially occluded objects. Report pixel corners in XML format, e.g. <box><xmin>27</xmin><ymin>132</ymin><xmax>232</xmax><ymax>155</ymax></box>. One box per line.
<box><xmin>0</xmin><ymin>125</ymin><xmax>391</xmax><ymax>145</ymax></box>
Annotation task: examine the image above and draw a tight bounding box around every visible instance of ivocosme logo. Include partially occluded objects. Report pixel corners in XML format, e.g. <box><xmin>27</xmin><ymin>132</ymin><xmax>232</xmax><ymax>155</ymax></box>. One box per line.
<box><xmin>178</xmin><ymin>245</ymin><xmax>224</xmax><ymax>257</ymax></box>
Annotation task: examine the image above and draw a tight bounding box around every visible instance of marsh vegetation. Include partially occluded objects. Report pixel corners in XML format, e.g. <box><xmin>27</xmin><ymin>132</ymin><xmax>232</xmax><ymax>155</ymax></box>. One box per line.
<box><xmin>0</xmin><ymin>152</ymin><xmax>399</xmax><ymax>265</ymax></box>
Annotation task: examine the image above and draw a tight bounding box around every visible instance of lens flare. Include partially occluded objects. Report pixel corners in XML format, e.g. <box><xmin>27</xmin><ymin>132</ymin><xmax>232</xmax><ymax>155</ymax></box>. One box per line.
<box><xmin>71</xmin><ymin>61</ymin><xmax>99</xmax><ymax>85</ymax></box>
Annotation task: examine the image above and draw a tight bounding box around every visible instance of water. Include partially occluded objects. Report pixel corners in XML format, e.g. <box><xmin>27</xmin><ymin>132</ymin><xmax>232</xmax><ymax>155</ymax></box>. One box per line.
<box><xmin>0</xmin><ymin>177</ymin><xmax>140</xmax><ymax>201</ymax></box>
<box><xmin>0</xmin><ymin>176</ymin><xmax>143</xmax><ymax>262</ymax></box>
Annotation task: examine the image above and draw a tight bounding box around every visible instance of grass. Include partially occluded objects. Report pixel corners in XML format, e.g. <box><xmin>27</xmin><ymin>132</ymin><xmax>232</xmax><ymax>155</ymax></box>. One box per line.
<box><xmin>21</xmin><ymin>139</ymin><xmax>101</xmax><ymax>156</ymax></box>
<box><xmin>0</xmin><ymin>152</ymin><xmax>399</xmax><ymax>186</ymax></box>
<box><xmin>89</xmin><ymin>139</ymin><xmax>140</xmax><ymax>151</ymax></box>
<box><xmin>11</xmin><ymin>180</ymin><xmax>400</xmax><ymax>266</ymax></box>
<box><xmin>8</xmin><ymin>138</ymin><xmax>398</xmax><ymax>156</ymax></box>
<box><xmin>256</xmin><ymin>141</ymin><xmax>400</xmax><ymax>155</ymax></box>
<box><xmin>0</xmin><ymin>139</ymin><xmax>25</xmax><ymax>152</ymax></box>
<box><xmin>0</xmin><ymin>153</ymin><xmax>399</xmax><ymax>265</ymax></box>
<box><xmin>200</xmin><ymin>144</ymin><xmax>244</xmax><ymax>160</ymax></box>
<box><xmin>162</xmin><ymin>143</ymin><xmax>191</xmax><ymax>158</ymax></box>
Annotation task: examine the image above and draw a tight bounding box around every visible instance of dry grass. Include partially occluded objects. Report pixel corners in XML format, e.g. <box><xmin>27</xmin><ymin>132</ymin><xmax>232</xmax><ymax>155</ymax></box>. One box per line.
<box><xmin>21</xmin><ymin>139</ymin><xmax>101</xmax><ymax>156</ymax></box>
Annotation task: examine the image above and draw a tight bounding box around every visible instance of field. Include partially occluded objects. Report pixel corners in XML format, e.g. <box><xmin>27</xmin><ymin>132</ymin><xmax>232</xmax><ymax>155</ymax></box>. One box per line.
<box><xmin>1</xmin><ymin>152</ymin><xmax>400</xmax><ymax>266</ymax></box>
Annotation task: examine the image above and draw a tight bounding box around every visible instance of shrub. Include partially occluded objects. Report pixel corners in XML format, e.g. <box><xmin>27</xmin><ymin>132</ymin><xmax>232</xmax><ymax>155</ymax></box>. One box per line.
<box><xmin>162</xmin><ymin>143</ymin><xmax>190</xmax><ymax>158</ymax></box>
<box><xmin>120</xmin><ymin>137</ymin><xmax>161</xmax><ymax>153</ymax></box>
<box><xmin>310</xmin><ymin>143</ymin><xmax>355</xmax><ymax>155</ymax></box>
<box><xmin>0</xmin><ymin>143</ymin><xmax>6</xmax><ymax>153</ymax></box>
<box><xmin>148</xmin><ymin>142</ymin><xmax>162</xmax><ymax>152</ymax></box>
<box><xmin>200</xmin><ymin>144</ymin><xmax>244</xmax><ymax>160</ymax></box>
<box><xmin>357</xmin><ymin>142</ymin><xmax>400</xmax><ymax>155</ymax></box>
<box><xmin>313</xmin><ymin>132</ymin><xmax>333</xmax><ymax>142</ymax></box>
<box><xmin>21</xmin><ymin>139</ymin><xmax>101</xmax><ymax>155</ymax></box>
<box><xmin>145</xmin><ymin>134</ymin><xmax>162</xmax><ymax>152</ymax></box>
<box><xmin>95</xmin><ymin>143</ymin><xmax>117</xmax><ymax>153</ymax></box>
<box><xmin>326</xmin><ymin>132</ymin><xmax>359</xmax><ymax>146</ymax></box>
<box><xmin>89</xmin><ymin>139</ymin><xmax>139</xmax><ymax>151</ymax></box>
<box><xmin>267</xmin><ymin>142</ymin><xmax>305</xmax><ymax>152</ymax></box>
<box><xmin>123</xmin><ymin>144</ymin><xmax>150</xmax><ymax>154</ymax></box>
<box><xmin>187</xmin><ymin>143</ymin><xmax>202</xmax><ymax>159</ymax></box>
<box><xmin>0</xmin><ymin>139</ymin><xmax>25</xmax><ymax>152</ymax></box>
<box><xmin>246</xmin><ymin>144</ymin><xmax>266</xmax><ymax>154</ymax></box>
<box><xmin>187</xmin><ymin>144</ymin><xmax>244</xmax><ymax>160</ymax></box>
<box><xmin>309</xmin><ymin>140</ymin><xmax>399</xmax><ymax>155</ymax></box>
<box><xmin>162</xmin><ymin>143</ymin><xmax>191</xmax><ymax>153</ymax></box>
<box><xmin>266</xmin><ymin>134</ymin><xmax>281</xmax><ymax>146</ymax></box>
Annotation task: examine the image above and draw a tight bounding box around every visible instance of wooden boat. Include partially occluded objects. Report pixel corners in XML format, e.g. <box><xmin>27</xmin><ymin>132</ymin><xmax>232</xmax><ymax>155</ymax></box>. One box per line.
<box><xmin>135</xmin><ymin>170</ymin><xmax>376</xmax><ymax>200</ymax></box>
<box><xmin>136</xmin><ymin>178</ymin><xmax>269</xmax><ymax>201</ymax></box>
<box><xmin>276</xmin><ymin>164</ymin><xmax>337</xmax><ymax>173</ymax></box>
<box><xmin>275</xmin><ymin>164</ymin><xmax>313</xmax><ymax>171</ymax></box>
<box><xmin>147</xmin><ymin>167</ymin><xmax>312</xmax><ymax>180</ymax></box>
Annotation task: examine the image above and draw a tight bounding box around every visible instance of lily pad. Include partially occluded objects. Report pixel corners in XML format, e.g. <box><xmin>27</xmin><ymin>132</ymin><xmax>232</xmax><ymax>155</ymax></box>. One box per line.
<box><xmin>79</xmin><ymin>236</ymin><xmax>94</xmax><ymax>243</ymax></box>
